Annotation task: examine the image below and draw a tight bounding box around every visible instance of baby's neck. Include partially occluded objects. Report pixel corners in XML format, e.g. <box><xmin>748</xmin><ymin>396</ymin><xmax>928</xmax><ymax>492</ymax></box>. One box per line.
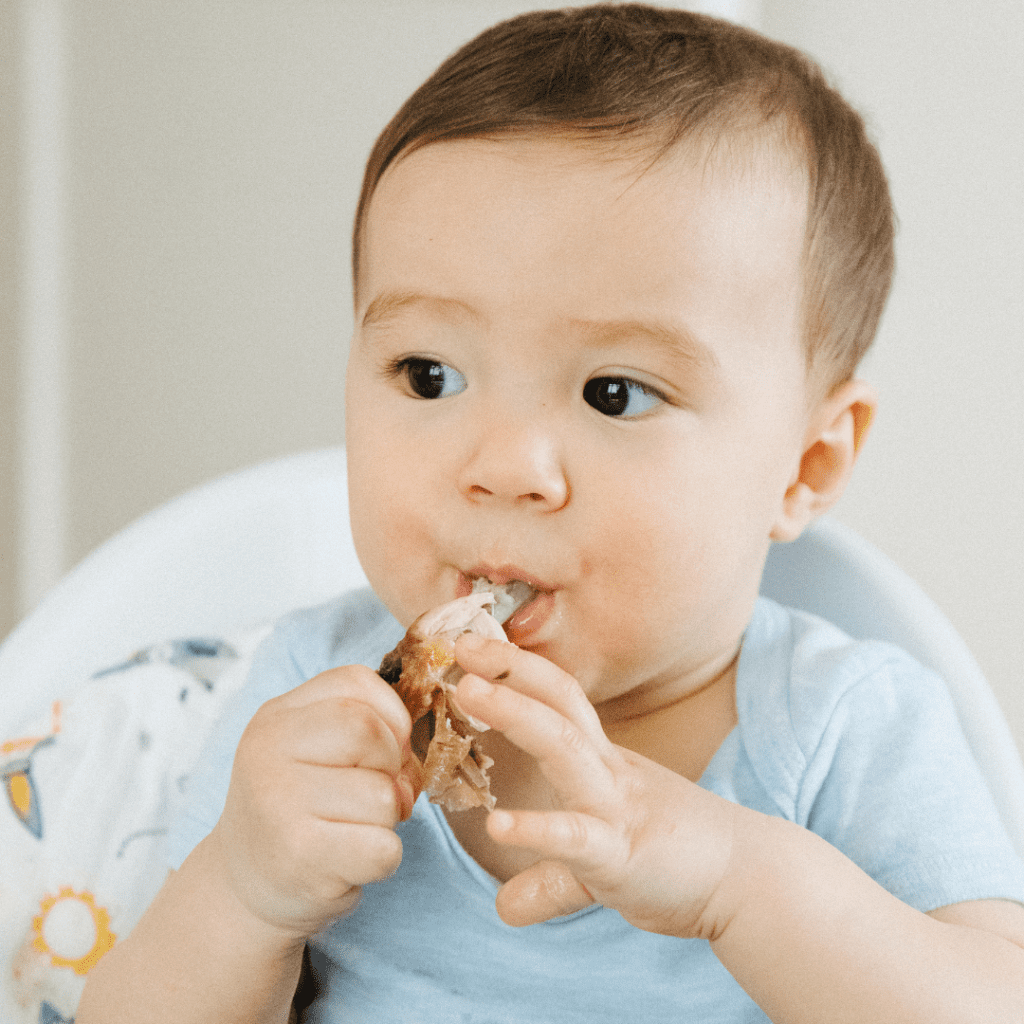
<box><xmin>603</xmin><ymin>654</ymin><xmax>738</xmax><ymax>781</ymax></box>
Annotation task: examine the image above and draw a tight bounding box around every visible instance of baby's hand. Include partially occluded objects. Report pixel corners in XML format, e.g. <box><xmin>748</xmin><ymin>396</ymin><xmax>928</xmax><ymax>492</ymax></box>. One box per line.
<box><xmin>208</xmin><ymin>665</ymin><xmax>422</xmax><ymax>940</ymax></box>
<box><xmin>454</xmin><ymin>636</ymin><xmax>738</xmax><ymax>939</ymax></box>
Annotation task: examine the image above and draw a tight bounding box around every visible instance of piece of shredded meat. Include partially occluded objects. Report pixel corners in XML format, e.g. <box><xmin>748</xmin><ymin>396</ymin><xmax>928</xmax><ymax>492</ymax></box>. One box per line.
<box><xmin>378</xmin><ymin>593</ymin><xmax>506</xmax><ymax>812</ymax></box>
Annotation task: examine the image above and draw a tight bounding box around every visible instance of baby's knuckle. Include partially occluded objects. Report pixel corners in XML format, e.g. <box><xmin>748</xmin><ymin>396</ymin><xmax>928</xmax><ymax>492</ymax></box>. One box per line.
<box><xmin>562</xmin><ymin>813</ymin><xmax>591</xmax><ymax>849</ymax></box>
<box><xmin>552</xmin><ymin>669</ymin><xmax>582</xmax><ymax>703</ymax></box>
<box><xmin>557</xmin><ymin>718</ymin><xmax>587</xmax><ymax>756</ymax></box>
<box><xmin>332</xmin><ymin>662</ymin><xmax>377</xmax><ymax>685</ymax></box>
<box><xmin>506</xmin><ymin>643</ymin><xmax>532</xmax><ymax>669</ymax></box>
<box><xmin>339</xmin><ymin>699</ymin><xmax>388</xmax><ymax>748</ymax></box>
<box><xmin>313</xmin><ymin>663</ymin><xmax>376</xmax><ymax>695</ymax></box>
<box><xmin>239</xmin><ymin>701</ymin><xmax>281</xmax><ymax>747</ymax></box>
<box><xmin>539</xmin><ymin>860</ymin><xmax>582</xmax><ymax>903</ymax></box>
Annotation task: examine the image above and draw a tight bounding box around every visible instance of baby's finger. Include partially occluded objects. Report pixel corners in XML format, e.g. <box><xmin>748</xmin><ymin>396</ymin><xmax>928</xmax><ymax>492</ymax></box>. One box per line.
<box><xmin>456</xmin><ymin>674</ymin><xmax>614</xmax><ymax>806</ymax></box>
<box><xmin>302</xmin><ymin>765</ymin><xmax>412</xmax><ymax>828</ymax></box>
<box><xmin>488</xmin><ymin>808</ymin><xmax>624</xmax><ymax>878</ymax></box>
<box><xmin>284</xmin><ymin>698</ymin><xmax>404</xmax><ymax>775</ymax></box>
<box><xmin>455</xmin><ymin>635</ymin><xmax>606</xmax><ymax>745</ymax></box>
<box><xmin>304</xmin><ymin>819</ymin><xmax>405</xmax><ymax>887</ymax></box>
<box><xmin>278</xmin><ymin>665</ymin><xmax>412</xmax><ymax>745</ymax></box>
<box><xmin>494</xmin><ymin>859</ymin><xmax>595</xmax><ymax>927</ymax></box>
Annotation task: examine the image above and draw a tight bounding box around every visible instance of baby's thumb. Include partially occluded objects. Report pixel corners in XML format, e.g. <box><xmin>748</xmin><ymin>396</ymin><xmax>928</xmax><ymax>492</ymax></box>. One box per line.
<box><xmin>495</xmin><ymin>860</ymin><xmax>595</xmax><ymax>927</ymax></box>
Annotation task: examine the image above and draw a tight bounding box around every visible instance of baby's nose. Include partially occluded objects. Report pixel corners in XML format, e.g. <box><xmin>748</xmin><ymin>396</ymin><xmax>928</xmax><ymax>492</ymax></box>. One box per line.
<box><xmin>457</xmin><ymin>422</ymin><xmax>568</xmax><ymax>511</ymax></box>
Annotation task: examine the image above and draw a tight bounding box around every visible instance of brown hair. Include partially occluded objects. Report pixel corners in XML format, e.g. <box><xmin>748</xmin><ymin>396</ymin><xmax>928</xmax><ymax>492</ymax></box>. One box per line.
<box><xmin>353</xmin><ymin>3</ymin><xmax>895</xmax><ymax>392</ymax></box>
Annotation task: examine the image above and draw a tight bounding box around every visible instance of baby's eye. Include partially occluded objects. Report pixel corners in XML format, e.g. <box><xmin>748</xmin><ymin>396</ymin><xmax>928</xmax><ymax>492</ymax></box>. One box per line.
<box><xmin>395</xmin><ymin>357</ymin><xmax>467</xmax><ymax>400</ymax></box>
<box><xmin>583</xmin><ymin>377</ymin><xmax>664</xmax><ymax>418</ymax></box>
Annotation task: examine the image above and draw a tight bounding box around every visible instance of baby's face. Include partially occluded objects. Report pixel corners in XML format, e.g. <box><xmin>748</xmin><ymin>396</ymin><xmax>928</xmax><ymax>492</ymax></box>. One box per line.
<box><xmin>347</xmin><ymin>134</ymin><xmax>812</xmax><ymax>713</ymax></box>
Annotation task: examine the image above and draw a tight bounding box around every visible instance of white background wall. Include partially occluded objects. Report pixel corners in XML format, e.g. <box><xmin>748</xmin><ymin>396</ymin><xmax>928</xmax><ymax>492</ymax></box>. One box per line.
<box><xmin>2</xmin><ymin>1</ymin><xmax>1022</xmax><ymax>749</ymax></box>
<box><xmin>762</xmin><ymin>0</ymin><xmax>1024</xmax><ymax>745</ymax></box>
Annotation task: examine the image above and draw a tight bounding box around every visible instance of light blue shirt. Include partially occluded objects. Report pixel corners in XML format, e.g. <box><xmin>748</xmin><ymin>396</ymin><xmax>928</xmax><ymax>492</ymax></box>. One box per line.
<box><xmin>168</xmin><ymin>590</ymin><xmax>1024</xmax><ymax>1022</ymax></box>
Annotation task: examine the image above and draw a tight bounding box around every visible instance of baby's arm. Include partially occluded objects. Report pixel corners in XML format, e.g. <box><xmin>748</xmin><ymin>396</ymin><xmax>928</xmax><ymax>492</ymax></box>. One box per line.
<box><xmin>454</xmin><ymin>634</ymin><xmax>1024</xmax><ymax>1024</ymax></box>
<box><xmin>77</xmin><ymin>665</ymin><xmax>420</xmax><ymax>1024</ymax></box>
<box><xmin>705</xmin><ymin>815</ymin><xmax>1024</xmax><ymax>1024</ymax></box>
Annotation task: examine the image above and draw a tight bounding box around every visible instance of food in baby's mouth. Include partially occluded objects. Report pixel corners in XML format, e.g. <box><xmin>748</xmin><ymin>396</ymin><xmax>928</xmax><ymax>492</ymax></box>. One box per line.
<box><xmin>470</xmin><ymin>576</ymin><xmax>536</xmax><ymax>626</ymax></box>
<box><xmin>378</xmin><ymin>582</ymin><xmax>535</xmax><ymax>812</ymax></box>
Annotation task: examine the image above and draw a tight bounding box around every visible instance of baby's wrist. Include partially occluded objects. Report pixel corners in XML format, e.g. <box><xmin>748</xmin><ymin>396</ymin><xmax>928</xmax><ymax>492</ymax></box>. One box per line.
<box><xmin>691</xmin><ymin>803</ymin><xmax>784</xmax><ymax>943</ymax></box>
<box><xmin>195</xmin><ymin>827</ymin><xmax>335</xmax><ymax>949</ymax></box>
<box><xmin>703</xmin><ymin>809</ymin><xmax>834</xmax><ymax>949</ymax></box>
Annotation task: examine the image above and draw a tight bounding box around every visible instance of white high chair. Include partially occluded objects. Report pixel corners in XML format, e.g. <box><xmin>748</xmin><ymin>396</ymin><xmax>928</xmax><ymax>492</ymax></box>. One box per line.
<box><xmin>2</xmin><ymin>445</ymin><xmax>1023</xmax><ymax>853</ymax></box>
<box><xmin>0</xmin><ymin>447</ymin><xmax>364</xmax><ymax>735</ymax></box>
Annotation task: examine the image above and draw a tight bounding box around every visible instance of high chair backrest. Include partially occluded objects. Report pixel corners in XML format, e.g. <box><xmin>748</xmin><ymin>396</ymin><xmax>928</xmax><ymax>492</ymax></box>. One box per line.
<box><xmin>0</xmin><ymin>448</ymin><xmax>364</xmax><ymax>734</ymax></box>
<box><xmin>2</xmin><ymin>446</ymin><xmax>1022</xmax><ymax>853</ymax></box>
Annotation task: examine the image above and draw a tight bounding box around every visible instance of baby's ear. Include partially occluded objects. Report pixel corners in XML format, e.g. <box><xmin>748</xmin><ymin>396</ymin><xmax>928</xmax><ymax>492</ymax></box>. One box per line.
<box><xmin>770</xmin><ymin>378</ymin><xmax>877</xmax><ymax>543</ymax></box>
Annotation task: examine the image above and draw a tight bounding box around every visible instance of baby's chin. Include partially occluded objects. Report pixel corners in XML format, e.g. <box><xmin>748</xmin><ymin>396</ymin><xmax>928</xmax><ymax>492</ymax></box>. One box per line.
<box><xmin>540</xmin><ymin>626</ymin><xmax>709</xmax><ymax>709</ymax></box>
<box><xmin>513</xmin><ymin>632</ymin><xmax>617</xmax><ymax>698</ymax></box>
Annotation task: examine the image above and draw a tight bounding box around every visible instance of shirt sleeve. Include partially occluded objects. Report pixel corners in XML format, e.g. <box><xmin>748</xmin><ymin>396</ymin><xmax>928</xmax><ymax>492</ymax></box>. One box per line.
<box><xmin>794</xmin><ymin>644</ymin><xmax>1024</xmax><ymax>911</ymax></box>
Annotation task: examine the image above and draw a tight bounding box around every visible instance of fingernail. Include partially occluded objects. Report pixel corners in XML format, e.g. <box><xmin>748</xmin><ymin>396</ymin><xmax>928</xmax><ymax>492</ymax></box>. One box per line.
<box><xmin>396</xmin><ymin>777</ymin><xmax>416</xmax><ymax>821</ymax></box>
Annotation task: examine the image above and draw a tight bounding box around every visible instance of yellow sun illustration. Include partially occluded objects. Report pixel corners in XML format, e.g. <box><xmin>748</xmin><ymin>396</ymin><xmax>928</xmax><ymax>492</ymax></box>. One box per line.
<box><xmin>32</xmin><ymin>887</ymin><xmax>116</xmax><ymax>975</ymax></box>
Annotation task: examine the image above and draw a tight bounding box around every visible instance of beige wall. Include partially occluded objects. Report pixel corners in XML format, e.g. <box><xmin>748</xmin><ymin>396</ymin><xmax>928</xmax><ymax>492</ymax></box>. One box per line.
<box><xmin>1</xmin><ymin>1</ymin><xmax>20</xmax><ymax>638</ymax></box>
<box><xmin>764</xmin><ymin>0</ymin><xmax>1024</xmax><ymax>744</ymax></box>
<box><xmin>3</xmin><ymin>1</ymin><xmax>1022</xmax><ymax>752</ymax></box>
<box><xmin>4</xmin><ymin>0</ymin><xmax>754</xmax><ymax>625</ymax></box>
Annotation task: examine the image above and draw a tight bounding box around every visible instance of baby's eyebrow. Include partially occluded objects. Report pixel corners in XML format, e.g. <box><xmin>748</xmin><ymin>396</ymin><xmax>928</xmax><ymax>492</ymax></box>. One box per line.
<box><xmin>570</xmin><ymin>317</ymin><xmax>720</xmax><ymax>375</ymax></box>
<box><xmin>360</xmin><ymin>292</ymin><xmax>719</xmax><ymax>376</ymax></box>
<box><xmin>361</xmin><ymin>290</ymin><xmax>481</xmax><ymax>331</ymax></box>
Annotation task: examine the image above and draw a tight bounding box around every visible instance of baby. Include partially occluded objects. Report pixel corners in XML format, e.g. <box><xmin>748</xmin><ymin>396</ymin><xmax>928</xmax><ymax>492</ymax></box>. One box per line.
<box><xmin>79</xmin><ymin>5</ymin><xmax>1024</xmax><ymax>1022</ymax></box>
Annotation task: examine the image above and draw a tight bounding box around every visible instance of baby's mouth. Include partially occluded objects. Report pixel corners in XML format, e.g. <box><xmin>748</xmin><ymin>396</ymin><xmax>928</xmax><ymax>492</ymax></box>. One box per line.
<box><xmin>470</xmin><ymin>577</ymin><xmax>539</xmax><ymax>624</ymax></box>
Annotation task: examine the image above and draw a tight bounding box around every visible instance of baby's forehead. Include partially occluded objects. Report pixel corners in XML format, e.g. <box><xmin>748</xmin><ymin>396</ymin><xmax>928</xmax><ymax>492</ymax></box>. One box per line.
<box><xmin>356</xmin><ymin>131</ymin><xmax>810</xmax><ymax>331</ymax></box>
<box><xmin>358</xmin><ymin>129</ymin><xmax>810</xmax><ymax>377</ymax></box>
<box><xmin>382</xmin><ymin>137</ymin><xmax>803</xmax><ymax>259</ymax></box>
<box><xmin>358</xmin><ymin>152</ymin><xmax>801</xmax><ymax>375</ymax></box>
<box><xmin>369</xmin><ymin>127</ymin><xmax>809</xmax><ymax>250</ymax></box>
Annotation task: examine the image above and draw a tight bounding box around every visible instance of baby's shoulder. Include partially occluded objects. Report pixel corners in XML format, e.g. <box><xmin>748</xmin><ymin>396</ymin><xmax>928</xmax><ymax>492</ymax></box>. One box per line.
<box><xmin>734</xmin><ymin>598</ymin><xmax>961</xmax><ymax>811</ymax></box>
<box><xmin>726</xmin><ymin>601</ymin><xmax>1023</xmax><ymax>909</ymax></box>
<box><xmin>740</xmin><ymin>596</ymin><xmax>945</xmax><ymax>730</ymax></box>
